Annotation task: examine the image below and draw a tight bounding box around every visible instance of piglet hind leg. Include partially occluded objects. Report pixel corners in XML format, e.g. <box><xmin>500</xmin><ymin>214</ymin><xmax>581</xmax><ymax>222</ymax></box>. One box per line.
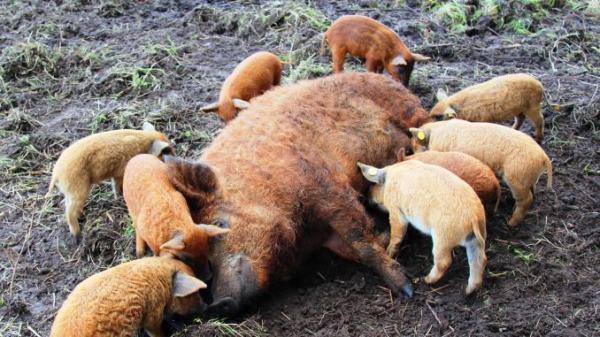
<box><xmin>464</xmin><ymin>235</ymin><xmax>487</xmax><ymax>296</ymax></box>
<box><xmin>387</xmin><ymin>212</ymin><xmax>409</xmax><ymax>257</ymax></box>
<box><xmin>505</xmin><ymin>177</ymin><xmax>534</xmax><ymax>227</ymax></box>
<box><xmin>315</xmin><ymin>186</ymin><xmax>413</xmax><ymax>298</ymax></box>
<box><xmin>424</xmin><ymin>233</ymin><xmax>453</xmax><ymax>286</ymax></box>
<box><xmin>331</xmin><ymin>46</ymin><xmax>346</xmax><ymax>73</ymax></box>
<box><xmin>64</xmin><ymin>183</ymin><xmax>91</xmax><ymax>243</ymax></box>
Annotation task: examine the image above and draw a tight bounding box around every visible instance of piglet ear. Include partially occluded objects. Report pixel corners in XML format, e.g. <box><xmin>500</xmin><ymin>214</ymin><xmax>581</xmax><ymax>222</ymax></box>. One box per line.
<box><xmin>164</xmin><ymin>155</ymin><xmax>219</xmax><ymax>200</ymax></box>
<box><xmin>150</xmin><ymin>140</ymin><xmax>171</xmax><ymax>156</ymax></box>
<box><xmin>396</xmin><ymin>148</ymin><xmax>406</xmax><ymax>162</ymax></box>
<box><xmin>160</xmin><ymin>232</ymin><xmax>185</xmax><ymax>252</ymax></box>
<box><xmin>444</xmin><ymin>107</ymin><xmax>457</xmax><ymax>119</ymax></box>
<box><xmin>357</xmin><ymin>162</ymin><xmax>386</xmax><ymax>185</ymax></box>
<box><xmin>142</xmin><ymin>122</ymin><xmax>156</xmax><ymax>131</ymax></box>
<box><xmin>173</xmin><ymin>271</ymin><xmax>207</xmax><ymax>297</ymax></box>
<box><xmin>411</xmin><ymin>53</ymin><xmax>430</xmax><ymax>62</ymax></box>
<box><xmin>391</xmin><ymin>55</ymin><xmax>407</xmax><ymax>66</ymax></box>
<box><xmin>198</xmin><ymin>224</ymin><xmax>230</xmax><ymax>237</ymax></box>
<box><xmin>436</xmin><ymin>88</ymin><xmax>448</xmax><ymax>101</ymax></box>
<box><xmin>232</xmin><ymin>98</ymin><xmax>250</xmax><ymax>110</ymax></box>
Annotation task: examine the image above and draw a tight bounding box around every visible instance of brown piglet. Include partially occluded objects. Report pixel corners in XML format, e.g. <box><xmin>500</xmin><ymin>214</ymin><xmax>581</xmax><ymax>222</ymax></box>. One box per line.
<box><xmin>200</xmin><ymin>51</ymin><xmax>284</xmax><ymax>122</ymax></box>
<box><xmin>322</xmin><ymin>15</ymin><xmax>430</xmax><ymax>86</ymax></box>
<box><xmin>397</xmin><ymin>149</ymin><xmax>501</xmax><ymax>212</ymax></box>
<box><xmin>45</xmin><ymin>122</ymin><xmax>171</xmax><ymax>242</ymax></box>
<box><xmin>409</xmin><ymin>119</ymin><xmax>553</xmax><ymax>227</ymax></box>
<box><xmin>123</xmin><ymin>154</ymin><xmax>229</xmax><ymax>270</ymax></box>
<box><xmin>50</xmin><ymin>257</ymin><xmax>207</xmax><ymax>337</ymax></box>
<box><xmin>358</xmin><ymin>160</ymin><xmax>487</xmax><ymax>295</ymax></box>
<box><xmin>430</xmin><ymin>73</ymin><xmax>545</xmax><ymax>142</ymax></box>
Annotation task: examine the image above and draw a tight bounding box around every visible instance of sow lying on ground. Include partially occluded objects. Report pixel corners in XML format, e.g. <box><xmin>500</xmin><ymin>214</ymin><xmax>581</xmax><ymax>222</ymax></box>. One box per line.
<box><xmin>50</xmin><ymin>257</ymin><xmax>206</xmax><ymax>337</ymax></box>
<box><xmin>45</xmin><ymin>122</ymin><xmax>171</xmax><ymax>241</ymax></box>
<box><xmin>358</xmin><ymin>160</ymin><xmax>487</xmax><ymax>295</ymax></box>
<box><xmin>167</xmin><ymin>72</ymin><xmax>431</xmax><ymax>316</ymax></box>
<box><xmin>410</xmin><ymin>119</ymin><xmax>553</xmax><ymax>227</ymax></box>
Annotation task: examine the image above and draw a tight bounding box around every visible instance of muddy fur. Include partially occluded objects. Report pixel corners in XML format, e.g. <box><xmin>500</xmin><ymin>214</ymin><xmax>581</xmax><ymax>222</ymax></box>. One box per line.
<box><xmin>122</xmin><ymin>154</ymin><xmax>228</xmax><ymax>269</ymax></box>
<box><xmin>45</xmin><ymin>124</ymin><xmax>171</xmax><ymax>241</ymax></box>
<box><xmin>358</xmin><ymin>160</ymin><xmax>487</xmax><ymax>295</ymax></box>
<box><xmin>400</xmin><ymin>149</ymin><xmax>501</xmax><ymax>212</ymax></box>
<box><xmin>430</xmin><ymin>73</ymin><xmax>545</xmax><ymax>142</ymax></box>
<box><xmin>322</xmin><ymin>15</ymin><xmax>429</xmax><ymax>86</ymax></box>
<box><xmin>49</xmin><ymin>257</ymin><xmax>206</xmax><ymax>337</ymax></box>
<box><xmin>200</xmin><ymin>51</ymin><xmax>283</xmax><ymax>122</ymax></box>
<box><xmin>409</xmin><ymin>119</ymin><xmax>553</xmax><ymax>227</ymax></box>
<box><xmin>167</xmin><ymin>72</ymin><xmax>431</xmax><ymax>315</ymax></box>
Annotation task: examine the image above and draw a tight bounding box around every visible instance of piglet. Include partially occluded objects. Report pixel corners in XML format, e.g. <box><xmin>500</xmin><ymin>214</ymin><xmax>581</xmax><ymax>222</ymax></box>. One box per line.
<box><xmin>45</xmin><ymin>122</ymin><xmax>171</xmax><ymax>241</ymax></box>
<box><xmin>358</xmin><ymin>160</ymin><xmax>487</xmax><ymax>295</ymax></box>
<box><xmin>322</xmin><ymin>15</ymin><xmax>430</xmax><ymax>86</ymax></box>
<box><xmin>409</xmin><ymin>119</ymin><xmax>553</xmax><ymax>227</ymax></box>
<box><xmin>430</xmin><ymin>73</ymin><xmax>545</xmax><ymax>142</ymax></box>
<box><xmin>50</xmin><ymin>257</ymin><xmax>207</xmax><ymax>337</ymax></box>
<box><xmin>200</xmin><ymin>51</ymin><xmax>284</xmax><ymax>122</ymax></box>
<box><xmin>123</xmin><ymin>154</ymin><xmax>229</xmax><ymax>273</ymax></box>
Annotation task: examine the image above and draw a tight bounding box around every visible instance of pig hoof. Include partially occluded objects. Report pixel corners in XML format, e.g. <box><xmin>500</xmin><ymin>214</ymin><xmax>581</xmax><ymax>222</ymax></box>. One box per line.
<box><xmin>401</xmin><ymin>280</ymin><xmax>414</xmax><ymax>298</ymax></box>
<box><xmin>207</xmin><ymin>297</ymin><xmax>239</xmax><ymax>317</ymax></box>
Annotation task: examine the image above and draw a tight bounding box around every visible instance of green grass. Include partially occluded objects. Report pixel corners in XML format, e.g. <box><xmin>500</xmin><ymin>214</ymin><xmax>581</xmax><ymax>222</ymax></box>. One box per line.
<box><xmin>286</xmin><ymin>2</ymin><xmax>331</xmax><ymax>32</ymax></box>
<box><xmin>129</xmin><ymin>66</ymin><xmax>165</xmax><ymax>92</ymax></box>
<box><xmin>284</xmin><ymin>54</ymin><xmax>331</xmax><ymax>83</ymax></box>
<box><xmin>0</xmin><ymin>39</ymin><xmax>61</xmax><ymax>80</ymax></box>
<box><xmin>511</xmin><ymin>247</ymin><xmax>538</xmax><ymax>264</ymax></box>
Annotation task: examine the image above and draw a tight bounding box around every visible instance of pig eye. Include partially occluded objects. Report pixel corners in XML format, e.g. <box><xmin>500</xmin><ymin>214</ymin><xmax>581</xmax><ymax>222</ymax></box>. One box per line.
<box><xmin>433</xmin><ymin>115</ymin><xmax>444</xmax><ymax>121</ymax></box>
<box><xmin>213</xmin><ymin>218</ymin><xmax>229</xmax><ymax>228</ymax></box>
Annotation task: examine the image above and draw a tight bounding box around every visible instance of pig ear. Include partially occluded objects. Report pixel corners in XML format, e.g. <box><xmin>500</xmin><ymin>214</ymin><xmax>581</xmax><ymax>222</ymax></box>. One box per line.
<box><xmin>199</xmin><ymin>102</ymin><xmax>220</xmax><ymax>112</ymax></box>
<box><xmin>357</xmin><ymin>162</ymin><xmax>386</xmax><ymax>185</ymax></box>
<box><xmin>396</xmin><ymin>148</ymin><xmax>406</xmax><ymax>162</ymax></box>
<box><xmin>160</xmin><ymin>232</ymin><xmax>185</xmax><ymax>253</ymax></box>
<box><xmin>142</xmin><ymin>122</ymin><xmax>156</xmax><ymax>131</ymax></box>
<box><xmin>411</xmin><ymin>53</ymin><xmax>431</xmax><ymax>62</ymax></box>
<box><xmin>444</xmin><ymin>107</ymin><xmax>457</xmax><ymax>119</ymax></box>
<box><xmin>173</xmin><ymin>271</ymin><xmax>207</xmax><ymax>297</ymax></box>
<box><xmin>436</xmin><ymin>88</ymin><xmax>448</xmax><ymax>101</ymax></box>
<box><xmin>232</xmin><ymin>98</ymin><xmax>250</xmax><ymax>110</ymax></box>
<box><xmin>150</xmin><ymin>140</ymin><xmax>171</xmax><ymax>156</ymax></box>
<box><xmin>391</xmin><ymin>55</ymin><xmax>407</xmax><ymax>66</ymax></box>
<box><xmin>198</xmin><ymin>224</ymin><xmax>230</xmax><ymax>237</ymax></box>
<box><xmin>164</xmin><ymin>155</ymin><xmax>219</xmax><ymax>200</ymax></box>
<box><xmin>409</xmin><ymin>127</ymin><xmax>429</xmax><ymax>144</ymax></box>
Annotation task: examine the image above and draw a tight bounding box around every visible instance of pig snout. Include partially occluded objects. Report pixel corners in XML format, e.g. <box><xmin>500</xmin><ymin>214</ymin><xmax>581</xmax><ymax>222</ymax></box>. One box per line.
<box><xmin>208</xmin><ymin>253</ymin><xmax>260</xmax><ymax>317</ymax></box>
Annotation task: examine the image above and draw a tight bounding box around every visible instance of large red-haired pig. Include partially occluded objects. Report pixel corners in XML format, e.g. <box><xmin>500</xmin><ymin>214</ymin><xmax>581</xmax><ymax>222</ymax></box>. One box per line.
<box><xmin>50</xmin><ymin>257</ymin><xmax>206</xmax><ymax>337</ymax></box>
<box><xmin>322</xmin><ymin>15</ymin><xmax>430</xmax><ymax>86</ymax></box>
<box><xmin>123</xmin><ymin>154</ymin><xmax>229</xmax><ymax>275</ymax></box>
<box><xmin>200</xmin><ymin>51</ymin><xmax>284</xmax><ymax>122</ymax></box>
<box><xmin>165</xmin><ymin>72</ymin><xmax>431</xmax><ymax>315</ymax></box>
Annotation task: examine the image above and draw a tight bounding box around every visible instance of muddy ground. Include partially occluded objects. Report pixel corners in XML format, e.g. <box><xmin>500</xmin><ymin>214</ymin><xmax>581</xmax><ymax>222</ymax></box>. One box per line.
<box><xmin>1</xmin><ymin>1</ymin><xmax>598</xmax><ymax>336</ymax></box>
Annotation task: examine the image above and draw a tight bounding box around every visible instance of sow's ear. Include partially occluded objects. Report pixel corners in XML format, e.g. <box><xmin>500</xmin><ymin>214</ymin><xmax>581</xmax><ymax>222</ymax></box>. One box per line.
<box><xmin>173</xmin><ymin>271</ymin><xmax>207</xmax><ymax>297</ymax></box>
<box><xmin>357</xmin><ymin>162</ymin><xmax>386</xmax><ymax>185</ymax></box>
<box><xmin>163</xmin><ymin>155</ymin><xmax>219</xmax><ymax>200</ymax></box>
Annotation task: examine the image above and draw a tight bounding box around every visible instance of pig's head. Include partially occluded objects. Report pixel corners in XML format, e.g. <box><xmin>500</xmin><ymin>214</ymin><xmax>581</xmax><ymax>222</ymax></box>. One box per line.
<box><xmin>429</xmin><ymin>88</ymin><xmax>458</xmax><ymax>122</ymax></box>
<box><xmin>142</xmin><ymin>121</ymin><xmax>174</xmax><ymax>158</ymax></box>
<box><xmin>164</xmin><ymin>155</ymin><xmax>261</xmax><ymax>317</ymax></box>
<box><xmin>159</xmin><ymin>225</ymin><xmax>230</xmax><ymax>280</ymax></box>
<box><xmin>389</xmin><ymin>52</ymin><xmax>430</xmax><ymax>87</ymax></box>
<box><xmin>167</xmin><ymin>263</ymin><xmax>208</xmax><ymax>318</ymax></box>
<box><xmin>408</xmin><ymin>127</ymin><xmax>431</xmax><ymax>153</ymax></box>
<box><xmin>357</xmin><ymin>162</ymin><xmax>388</xmax><ymax>212</ymax></box>
<box><xmin>200</xmin><ymin>97</ymin><xmax>250</xmax><ymax>122</ymax></box>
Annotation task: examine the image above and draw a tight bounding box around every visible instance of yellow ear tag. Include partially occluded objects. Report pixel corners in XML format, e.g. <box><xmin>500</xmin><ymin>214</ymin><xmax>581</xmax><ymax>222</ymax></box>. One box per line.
<box><xmin>367</xmin><ymin>167</ymin><xmax>378</xmax><ymax>176</ymax></box>
<box><xmin>417</xmin><ymin>131</ymin><xmax>426</xmax><ymax>140</ymax></box>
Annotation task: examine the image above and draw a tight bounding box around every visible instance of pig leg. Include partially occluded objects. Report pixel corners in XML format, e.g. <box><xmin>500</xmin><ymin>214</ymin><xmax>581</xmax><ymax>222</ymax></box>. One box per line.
<box><xmin>506</xmin><ymin>179</ymin><xmax>534</xmax><ymax>227</ymax></box>
<box><xmin>111</xmin><ymin>176</ymin><xmax>123</xmax><ymax>200</ymax></box>
<box><xmin>512</xmin><ymin>114</ymin><xmax>525</xmax><ymax>130</ymax></box>
<box><xmin>323</xmin><ymin>234</ymin><xmax>359</xmax><ymax>261</ymax></box>
<box><xmin>331</xmin><ymin>46</ymin><xmax>346</xmax><ymax>73</ymax></box>
<box><xmin>464</xmin><ymin>236</ymin><xmax>487</xmax><ymax>295</ymax></box>
<box><xmin>528</xmin><ymin>108</ymin><xmax>545</xmax><ymax>143</ymax></box>
<box><xmin>315</xmin><ymin>185</ymin><xmax>413</xmax><ymax>297</ymax></box>
<box><xmin>135</xmin><ymin>230</ymin><xmax>146</xmax><ymax>258</ymax></box>
<box><xmin>64</xmin><ymin>183</ymin><xmax>91</xmax><ymax>242</ymax></box>
<box><xmin>424</xmin><ymin>233</ymin><xmax>453</xmax><ymax>285</ymax></box>
<box><xmin>366</xmin><ymin>57</ymin><xmax>382</xmax><ymax>73</ymax></box>
<box><xmin>387</xmin><ymin>212</ymin><xmax>408</xmax><ymax>257</ymax></box>
<box><xmin>143</xmin><ymin>312</ymin><xmax>165</xmax><ymax>337</ymax></box>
